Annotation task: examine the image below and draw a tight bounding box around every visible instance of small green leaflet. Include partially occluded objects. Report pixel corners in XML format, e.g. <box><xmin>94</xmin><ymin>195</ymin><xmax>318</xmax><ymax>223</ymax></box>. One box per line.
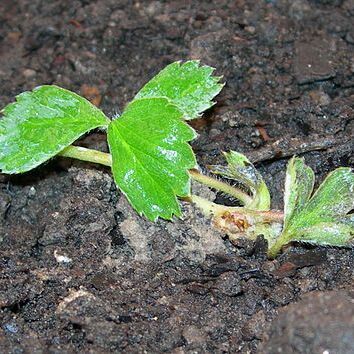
<box><xmin>108</xmin><ymin>97</ymin><xmax>197</xmax><ymax>221</ymax></box>
<box><xmin>135</xmin><ymin>61</ymin><xmax>224</xmax><ymax>120</ymax></box>
<box><xmin>209</xmin><ymin>151</ymin><xmax>271</xmax><ymax>210</ymax></box>
<box><xmin>0</xmin><ymin>85</ymin><xmax>110</xmax><ymax>173</ymax></box>
<box><xmin>278</xmin><ymin>158</ymin><xmax>354</xmax><ymax>247</ymax></box>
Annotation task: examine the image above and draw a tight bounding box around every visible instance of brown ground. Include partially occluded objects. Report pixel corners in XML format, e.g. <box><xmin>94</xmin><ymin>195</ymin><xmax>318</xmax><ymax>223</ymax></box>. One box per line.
<box><xmin>0</xmin><ymin>1</ymin><xmax>353</xmax><ymax>353</ymax></box>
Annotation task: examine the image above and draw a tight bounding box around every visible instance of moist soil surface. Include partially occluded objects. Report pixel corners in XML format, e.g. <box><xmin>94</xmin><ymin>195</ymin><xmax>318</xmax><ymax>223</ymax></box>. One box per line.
<box><xmin>1</xmin><ymin>1</ymin><xmax>354</xmax><ymax>353</ymax></box>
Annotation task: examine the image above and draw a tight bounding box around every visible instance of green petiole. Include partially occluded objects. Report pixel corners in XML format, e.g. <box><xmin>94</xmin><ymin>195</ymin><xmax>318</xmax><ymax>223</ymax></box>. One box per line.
<box><xmin>60</xmin><ymin>145</ymin><xmax>254</xmax><ymax>208</ymax></box>
<box><xmin>59</xmin><ymin>145</ymin><xmax>112</xmax><ymax>167</ymax></box>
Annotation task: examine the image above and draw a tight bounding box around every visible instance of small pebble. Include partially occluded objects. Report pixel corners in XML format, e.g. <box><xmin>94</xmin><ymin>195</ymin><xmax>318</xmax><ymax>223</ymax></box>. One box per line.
<box><xmin>28</xmin><ymin>186</ymin><xmax>36</xmax><ymax>197</ymax></box>
<box><xmin>23</xmin><ymin>69</ymin><xmax>36</xmax><ymax>78</ymax></box>
<box><xmin>4</xmin><ymin>323</ymin><xmax>18</xmax><ymax>334</ymax></box>
<box><xmin>245</xmin><ymin>26</ymin><xmax>256</xmax><ymax>34</ymax></box>
<box><xmin>209</xmin><ymin>128</ymin><xmax>221</xmax><ymax>138</ymax></box>
<box><xmin>309</xmin><ymin>90</ymin><xmax>331</xmax><ymax>106</ymax></box>
<box><xmin>54</xmin><ymin>250</ymin><xmax>72</xmax><ymax>264</ymax></box>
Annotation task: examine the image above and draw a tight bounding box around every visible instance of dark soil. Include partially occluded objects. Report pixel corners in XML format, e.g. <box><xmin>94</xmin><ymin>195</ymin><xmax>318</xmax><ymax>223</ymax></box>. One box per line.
<box><xmin>0</xmin><ymin>0</ymin><xmax>354</xmax><ymax>353</ymax></box>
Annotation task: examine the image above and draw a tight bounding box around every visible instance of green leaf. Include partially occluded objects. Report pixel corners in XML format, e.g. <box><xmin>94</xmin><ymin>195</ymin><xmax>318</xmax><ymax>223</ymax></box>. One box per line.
<box><xmin>0</xmin><ymin>85</ymin><xmax>110</xmax><ymax>174</ymax></box>
<box><xmin>283</xmin><ymin>157</ymin><xmax>315</xmax><ymax>226</ymax></box>
<box><xmin>297</xmin><ymin>222</ymin><xmax>353</xmax><ymax>246</ymax></box>
<box><xmin>287</xmin><ymin>167</ymin><xmax>354</xmax><ymax>233</ymax></box>
<box><xmin>135</xmin><ymin>61</ymin><xmax>224</xmax><ymax>120</ymax></box>
<box><xmin>268</xmin><ymin>161</ymin><xmax>354</xmax><ymax>257</ymax></box>
<box><xmin>209</xmin><ymin>151</ymin><xmax>271</xmax><ymax>210</ymax></box>
<box><xmin>107</xmin><ymin>97</ymin><xmax>197</xmax><ymax>221</ymax></box>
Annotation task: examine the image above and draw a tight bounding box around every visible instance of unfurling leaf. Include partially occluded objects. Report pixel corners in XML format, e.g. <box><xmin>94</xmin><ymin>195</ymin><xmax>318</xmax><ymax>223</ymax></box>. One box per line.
<box><xmin>209</xmin><ymin>151</ymin><xmax>270</xmax><ymax>210</ymax></box>
<box><xmin>268</xmin><ymin>159</ymin><xmax>354</xmax><ymax>257</ymax></box>
<box><xmin>283</xmin><ymin>157</ymin><xmax>315</xmax><ymax>226</ymax></box>
<box><xmin>107</xmin><ymin>97</ymin><xmax>197</xmax><ymax>221</ymax></box>
<box><xmin>0</xmin><ymin>85</ymin><xmax>110</xmax><ymax>173</ymax></box>
<box><xmin>135</xmin><ymin>61</ymin><xmax>223</xmax><ymax>120</ymax></box>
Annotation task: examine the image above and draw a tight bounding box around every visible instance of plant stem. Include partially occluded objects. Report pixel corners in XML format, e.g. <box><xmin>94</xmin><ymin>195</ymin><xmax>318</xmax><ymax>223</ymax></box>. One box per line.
<box><xmin>190</xmin><ymin>194</ymin><xmax>284</xmax><ymax>223</ymax></box>
<box><xmin>267</xmin><ymin>234</ymin><xmax>289</xmax><ymax>259</ymax></box>
<box><xmin>189</xmin><ymin>194</ymin><xmax>217</xmax><ymax>217</ymax></box>
<box><xmin>59</xmin><ymin>146</ymin><xmax>253</xmax><ymax>206</ymax></box>
<box><xmin>188</xmin><ymin>169</ymin><xmax>253</xmax><ymax>206</ymax></box>
<box><xmin>58</xmin><ymin>145</ymin><xmax>112</xmax><ymax>167</ymax></box>
<box><xmin>59</xmin><ymin>145</ymin><xmax>281</xmax><ymax>224</ymax></box>
<box><xmin>59</xmin><ymin>145</ymin><xmax>283</xmax><ymax>221</ymax></box>
<box><xmin>59</xmin><ymin>144</ymin><xmax>286</xmax><ymax>256</ymax></box>
<box><xmin>257</xmin><ymin>210</ymin><xmax>284</xmax><ymax>223</ymax></box>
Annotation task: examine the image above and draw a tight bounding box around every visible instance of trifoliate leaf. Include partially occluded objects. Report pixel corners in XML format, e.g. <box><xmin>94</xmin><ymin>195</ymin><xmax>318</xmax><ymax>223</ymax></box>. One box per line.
<box><xmin>0</xmin><ymin>85</ymin><xmax>110</xmax><ymax>174</ymax></box>
<box><xmin>135</xmin><ymin>61</ymin><xmax>224</xmax><ymax>120</ymax></box>
<box><xmin>268</xmin><ymin>160</ymin><xmax>354</xmax><ymax>257</ymax></box>
<box><xmin>209</xmin><ymin>151</ymin><xmax>271</xmax><ymax>210</ymax></box>
<box><xmin>107</xmin><ymin>97</ymin><xmax>197</xmax><ymax>221</ymax></box>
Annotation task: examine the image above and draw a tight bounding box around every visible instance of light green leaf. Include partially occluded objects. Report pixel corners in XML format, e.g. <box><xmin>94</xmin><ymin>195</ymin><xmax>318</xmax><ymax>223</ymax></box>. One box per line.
<box><xmin>287</xmin><ymin>167</ymin><xmax>354</xmax><ymax>232</ymax></box>
<box><xmin>107</xmin><ymin>97</ymin><xmax>197</xmax><ymax>221</ymax></box>
<box><xmin>268</xmin><ymin>163</ymin><xmax>354</xmax><ymax>257</ymax></box>
<box><xmin>305</xmin><ymin>168</ymin><xmax>354</xmax><ymax>217</ymax></box>
<box><xmin>209</xmin><ymin>151</ymin><xmax>271</xmax><ymax>210</ymax></box>
<box><xmin>0</xmin><ymin>85</ymin><xmax>110</xmax><ymax>174</ymax></box>
<box><xmin>135</xmin><ymin>61</ymin><xmax>224</xmax><ymax>120</ymax></box>
<box><xmin>296</xmin><ymin>222</ymin><xmax>353</xmax><ymax>246</ymax></box>
<box><xmin>283</xmin><ymin>157</ymin><xmax>315</xmax><ymax>226</ymax></box>
<box><xmin>289</xmin><ymin>168</ymin><xmax>354</xmax><ymax>245</ymax></box>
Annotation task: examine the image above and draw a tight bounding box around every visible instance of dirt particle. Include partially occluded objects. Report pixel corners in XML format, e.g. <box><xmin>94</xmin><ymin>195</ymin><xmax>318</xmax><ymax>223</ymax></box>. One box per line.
<box><xmin>22</xmin><ymin>69</ymin><xmax>36</xmax><ymax>78</ymax></box>
<box><xmin>294</xmin><ymin>38</ymin><xmax>336</xmax><ymax>84</ymax></box>
<box><xmin>241</xmin><ymin>310</ymin><xmax>266</xmax><ymax>341</ymax></box>
<box><xmin>119</xmin><ymin>216</ymin><xmax>151</xmax><ymax>263</ymax></box>
<box><xmin>80</xmin><ymin>84</ymin><xmax>102</xmax><ymax>107</ymax></box>
<box><xmin>260</xmin><ymin>291</ymin><xmax>354</xmax><ymax>354</ymax></box>
<box><xmin>182</xmin><ymin>325</ymin><xmax>207</xmax><ymax>346</ymax></box>
<box><xmin>308</xmin><ymin>90</ymin><xmax>331</xmax><ymax>106</ymax></box>
<box><xmin>53</xmin><ymin>250</ymin><xmax>72</xmax><ymax>264</ymax></box>
<box><xmin>214</xmin><ymin>271</ymin><xmax>242</xmax><ymax>297</ymax></box>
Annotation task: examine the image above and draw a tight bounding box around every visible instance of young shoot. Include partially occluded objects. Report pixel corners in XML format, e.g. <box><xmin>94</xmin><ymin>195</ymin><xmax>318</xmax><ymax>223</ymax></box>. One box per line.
<box><xmin>0</xmin><ymin>61</ymin><xmax>353</xmax><ymax>258</ymax></box>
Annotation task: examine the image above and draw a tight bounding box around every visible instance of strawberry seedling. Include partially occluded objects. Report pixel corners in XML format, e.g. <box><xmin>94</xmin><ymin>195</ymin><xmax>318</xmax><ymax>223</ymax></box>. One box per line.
<box><xmin>0</xmin><ymin>61</ymin><xmax>353</xmax><ymax>257</ymax></box>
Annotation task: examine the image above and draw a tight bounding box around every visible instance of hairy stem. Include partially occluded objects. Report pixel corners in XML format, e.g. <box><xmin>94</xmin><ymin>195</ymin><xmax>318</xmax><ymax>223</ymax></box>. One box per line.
<box><xmin>191</xmin><ymin>194</ymin><xmax>284</xmax><ymax>223</ymax></box>
<box><xmin>59</xmin><ymin>146</ymin><xmax>253</xmax><ymax>206</ymax></box>
<box><xmin>59</xmin><ymin>145</ymin><xmax>284</xmax><ymax>224</ymax></box>
<box><xmin>58</xmin><ymin>145</ymin><xmax>112</xmax><ymax>167</ymax></box>
<box><xmin>188</xmin><ymin>169</ymin><xmax>253</xmax><ymax>206</ymax></box>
